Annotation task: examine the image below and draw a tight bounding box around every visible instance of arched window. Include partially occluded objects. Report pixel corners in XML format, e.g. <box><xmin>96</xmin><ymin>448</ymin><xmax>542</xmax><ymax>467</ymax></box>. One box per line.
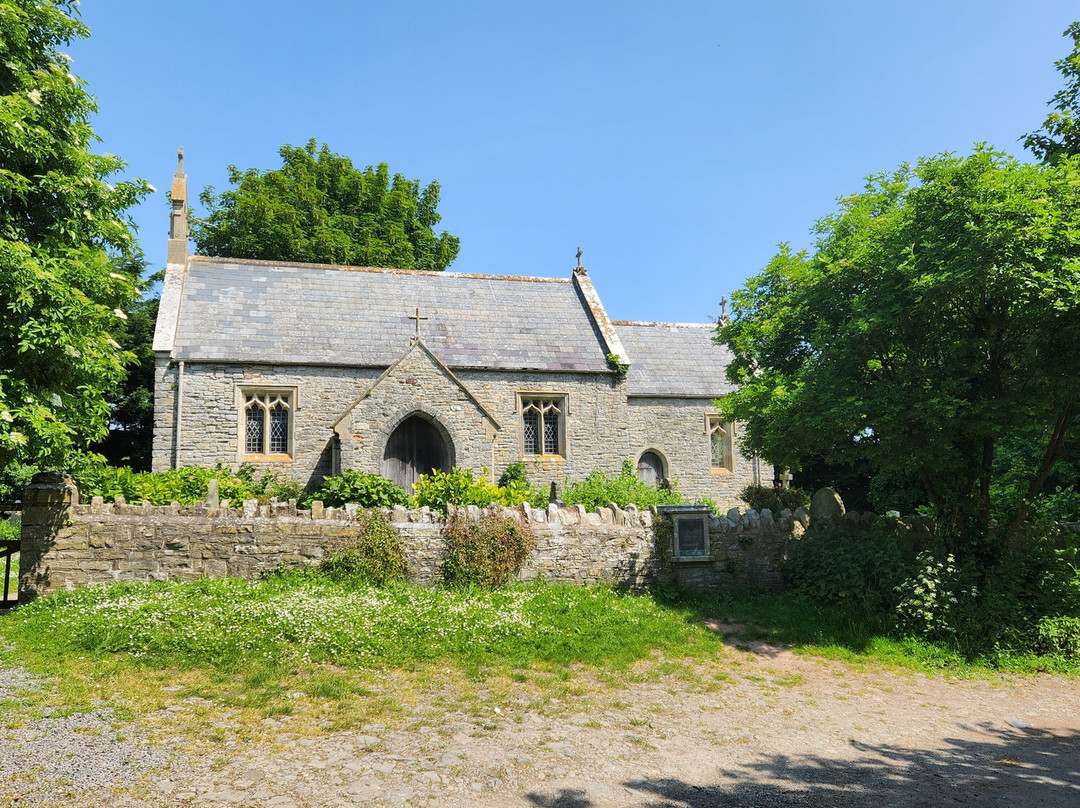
<box><xmin>241</xmin><ymin>390</ymin><xmax>293</xmax><ymax>457</ymax></box>
<box><xmin>520</xmin><ymin>396</ymin><xmax>564</xmax><ymax>457</ymax></box>
<box><xmin>707</xmin><ymin>415</ymin><xmax>733</xmax><ymax>472</ymax></box>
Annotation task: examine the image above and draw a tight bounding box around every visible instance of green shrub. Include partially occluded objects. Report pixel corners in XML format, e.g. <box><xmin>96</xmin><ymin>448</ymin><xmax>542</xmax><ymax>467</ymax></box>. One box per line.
<box><xmin>73</xmin><ymin>463</ymin><xmax>302</xmax><ymax>506</ymax></box>
<box><xmin>442</xmin><ymin>512</ymin><xmax>535</xmax><ymax>588</ymax></box>
<box><xmin>894</xmin><ymin>551</ymin><xmax>978</xmax><ymax>640</ymax></box>
<box><xmin>1036</xmin><ymin>616</ymin><xmax>1080</xmax><ymax>658</ymax></box>
<box><xmin>740</xmin><ymin>484</ymin><xmax>809</xmax><ymax>513</ymax></box>
<box><xmin>1029</xmin><ymin>486</ymin><xmax>1080</xmax><ymax>522</ymax></box>
<box><xmin>318</xmin><ymin>511</ymin><xmax>406</xmax><ymax>586</ymax></box>
<box><xmin>0</xmin><ymin>462</ymin><xmax>39</xmax><ymax>501</ymax></box>
<box><xmin>563</xmin><ymin>460</ymin><xmax>682</xmax><ymax>511</ymax></box>
<box><xmin>498</xmin><ymin>462</ymin><xmax>549</xmax><ymax>508</ymax></box>
<box><xmin>783</xmin><ymin>524</ymin><xmax>908</xmax><ymax>616</ymax></box>
<box><xmin>309</xmin><ymin>469</ymin><xmax>407</xmax><ymax>509</ymax></box>
<box><xmin>411</xmin><ymin>467</ymin><xmax>540</xmax><ymax>514</ymax></box>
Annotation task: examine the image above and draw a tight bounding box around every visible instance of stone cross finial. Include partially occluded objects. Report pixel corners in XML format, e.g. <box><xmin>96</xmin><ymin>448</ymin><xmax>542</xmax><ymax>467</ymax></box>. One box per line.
<box><xmin>177</xmin><ymin>146</ymin><xmax>184</xmax><ymax>174</ymax></box>
<box><xmin>576</xmin><ymin>246</ymin><xmax>583</xmax><ymax>267</ymax></box>
<box><xmin>718</xmin><ymin>294</ymin><xmax>731</xmax><ymax>326</ymax></box>
<box><xmin>408</xmin><ymin>306</ymin><xmax>429</xmax><ymax>341</ymax></box>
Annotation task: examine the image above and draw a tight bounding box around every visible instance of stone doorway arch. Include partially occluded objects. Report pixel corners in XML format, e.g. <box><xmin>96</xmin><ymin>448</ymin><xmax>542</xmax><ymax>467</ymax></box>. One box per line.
<box><xmin>381</xmin><ymin>414</ymin><xmax>453</xmax><ymax>494</ymax></box>
<box><xmin>636</xmin><ymin>450</ymin><xmax>666</xmax><ymax>485</ymax></box>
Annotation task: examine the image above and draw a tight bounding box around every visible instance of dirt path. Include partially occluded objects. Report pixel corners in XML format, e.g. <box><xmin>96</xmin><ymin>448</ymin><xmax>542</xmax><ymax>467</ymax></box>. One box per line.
<box><xmin>4</xmin><ymin>639</ymin><xmax>1079</xmax><ymax>807</ymax></box>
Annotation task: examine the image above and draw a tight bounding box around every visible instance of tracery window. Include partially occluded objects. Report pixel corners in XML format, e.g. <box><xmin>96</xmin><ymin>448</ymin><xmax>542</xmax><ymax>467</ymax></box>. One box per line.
<box><xmin>520</xmin><ymin>396</ymin><xmax>564</xmax><ymax>457</ymax></box>
<box><xmin>707</xmin><ymin>414</ymin><xmax>733</xmax><ymax>472</ymax></box>
<box><xmin>242</xmin><ymin>390</ymin><xmax>293</xmax><ymax>457</ymax></box>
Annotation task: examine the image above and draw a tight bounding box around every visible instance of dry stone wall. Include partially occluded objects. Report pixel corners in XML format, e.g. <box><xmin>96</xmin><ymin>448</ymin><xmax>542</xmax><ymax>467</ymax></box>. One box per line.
<box><xmin>18</xmin><ymin>478</ymin><xmax>792</xmax><ymax>601</ymax></box>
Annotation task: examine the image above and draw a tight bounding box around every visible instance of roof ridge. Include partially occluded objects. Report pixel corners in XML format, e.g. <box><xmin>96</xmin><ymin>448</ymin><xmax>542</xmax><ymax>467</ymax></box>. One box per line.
<box><xmin>188</xmin><ymin>255</ymin><xmax>572</xmax><ymax>283</ymax></box>
<box><xmin>612</xmin><ymin>320</ymin><xmax>716</xmax><ymax>328</ymax></box>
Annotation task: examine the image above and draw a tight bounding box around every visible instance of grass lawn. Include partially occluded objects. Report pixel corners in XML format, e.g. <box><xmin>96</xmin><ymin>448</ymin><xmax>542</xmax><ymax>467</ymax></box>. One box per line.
<box><xmin>0</xmin><ymin>572</ymin><xmax>1075</xmax><ymax>742</ymax></box>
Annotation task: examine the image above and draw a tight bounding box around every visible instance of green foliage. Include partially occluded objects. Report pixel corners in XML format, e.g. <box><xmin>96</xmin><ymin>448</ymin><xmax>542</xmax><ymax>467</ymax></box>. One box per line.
<box><xmin>563</xmin><ymin>460</ymin><xmax>682</xmax><ymax>511</ymax></box>
<box><xmin>1035</xmin><ymin>616</ymin><xmax>1080</xmax><ymax>658</ymax></box>
<box><xmin>309</xmin><ymin>469</ymin><xmax>406</xmax><ymax>509</ymax></box>
<box><xmin>442</xmin><ymin>513</ymin><xmax>536</xmax><ymax>588</ymax></box>
<box><xmin>410</xmin><ymin>467</ymin><xmax>542</xmax><ymax>514</ymax></box>
<box><xmin>719</xmin><ymin>149</ymin><xmax>1080</xmax><ymax>551</ymax></box>
<box><xmin>90</xmin><ymin>291</ymin><xmax>158</xmax><ymax>470</ymax></box>
<box><xmin>1024</xmin><ymin>22</ymin><xmax>1080</xmax><ymax>164</ymax></box>
<box><xmin>783</xmin><ymin>526</ymin><xmax>908</xmax><ymax>616</ymax></box>
<box><xmin>497</xmin><ymin>462</ymin><xmax>528</xmax><ymax>487</ymax></box>
<box><xmin>894</xmin><ymin>552</ymin><xmax>975</xmax><ymax>640</ymax></box>
<box><xmin>192</xmin><ymin>139</ymin><xmax>460</xmax><ymax>271</ymax></box>
<box><xmin>318</xmin><ymin>511</ymin><xmax>405</xmax><ymax>586</ymax></box>
<box><xmin>0</xmin><ymin>518</ymin><xmax>17</xmax><ymax>543</ymax></box>
<box><xmin>1028</xmin><ymin>486</ymin><xmax>1080</xmax><ymax>523</ymax></box>
<box><xmin>0</xmin><ymin>461</ymin><xmax>38</xmax><ymax>501</ymax></box>
<box><xmin>739</xmin><ymin>485</ymin><xmax>809</xmax><ymax>513</ymax></box>
<box><xmin>73</xmin><ymin>463</ymin><xmax>302</xmax><ymax>506</ymax></box>
<box><xmin>0</xmin><ymin>0</ymin><xmax>152</xmax><ymax>471</ymax></box>
<box><xmin>606</xmin><ymin>353</ymin><xmax>629</xmax><ymax>376</ymax></box>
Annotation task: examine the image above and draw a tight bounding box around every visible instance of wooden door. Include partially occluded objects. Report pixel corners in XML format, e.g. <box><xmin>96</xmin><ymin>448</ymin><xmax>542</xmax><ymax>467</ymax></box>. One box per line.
<box><xmin>381</xmin><ymin>415</ymin><xmax>451</xmax><ymax>493</ymax></box>
<box><xmin>637</xmin><ymin>451</ymin><xmax>664</xmax><ymax>485</ymax></box>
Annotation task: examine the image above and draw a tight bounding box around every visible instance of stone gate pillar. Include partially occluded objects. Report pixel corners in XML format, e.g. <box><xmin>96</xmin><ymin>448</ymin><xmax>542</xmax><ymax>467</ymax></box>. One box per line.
<box><xmin>19</xmin><ymin>471</ymin><xmax>79</xmax><ymax>602</ymax></box>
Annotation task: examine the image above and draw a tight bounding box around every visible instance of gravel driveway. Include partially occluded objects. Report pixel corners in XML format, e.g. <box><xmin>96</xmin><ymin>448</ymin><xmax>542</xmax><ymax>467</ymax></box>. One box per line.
<box><xmin>3</xmin><ymin>637</ymin><xmax>1079</xmax><ymax>807</ymax></box>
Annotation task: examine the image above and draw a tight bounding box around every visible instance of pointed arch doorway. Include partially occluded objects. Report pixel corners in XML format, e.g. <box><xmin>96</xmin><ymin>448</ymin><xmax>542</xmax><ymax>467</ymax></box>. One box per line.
<box><xmin>381</xmin><ymin>414</ymin><xmax>453</xmax><ymax>494</ymax></box>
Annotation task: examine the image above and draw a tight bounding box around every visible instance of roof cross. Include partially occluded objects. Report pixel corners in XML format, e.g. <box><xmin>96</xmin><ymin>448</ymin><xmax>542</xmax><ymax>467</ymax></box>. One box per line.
<box><xmin>408</xmin><ymin>306</ymin><xmax>429</xmax><ymax>341</ymax></box>
<box><xmin>719</xmin><ymin>295</ymin><xmax>731</xmax><ymax>326</ymax></box>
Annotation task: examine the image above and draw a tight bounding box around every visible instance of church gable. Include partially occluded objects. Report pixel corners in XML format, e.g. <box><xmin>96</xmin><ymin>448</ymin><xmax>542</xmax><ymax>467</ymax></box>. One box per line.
<box><xmin>334</xmin><ymin>340</ymin><xmax>499</xmax><ymax>491</ymax></box>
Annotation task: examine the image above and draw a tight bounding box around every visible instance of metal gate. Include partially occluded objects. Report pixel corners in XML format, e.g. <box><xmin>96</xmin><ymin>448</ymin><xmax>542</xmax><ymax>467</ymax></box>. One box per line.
<box><xmin>0</xmin><ymin>499</ymin><xmax>19</xmax><ymax>608</ymax></box>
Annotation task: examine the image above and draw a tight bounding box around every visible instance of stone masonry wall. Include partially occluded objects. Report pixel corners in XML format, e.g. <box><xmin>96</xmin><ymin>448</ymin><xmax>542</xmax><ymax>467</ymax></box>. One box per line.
<box><xmin>151</xmin><ymin>353</ymin><xmax>764</xmax><ymax>506</ymax></box>
<box><xmin>152</xmin><ymin>359</ymin><xmax>381</xmax><ymax>484</ymax></box>
<box><xmin>18</xmin><ymin>479</ymin><xmax>793</xmax><ymax>601</ymax></box>
<box><xmin>627</xmin><ymin>397</ymin><xmax>760</xmax><ymax>508</ymax></box>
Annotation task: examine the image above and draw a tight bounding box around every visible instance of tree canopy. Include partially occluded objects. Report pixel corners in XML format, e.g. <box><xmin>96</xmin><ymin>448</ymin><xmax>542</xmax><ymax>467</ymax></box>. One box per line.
<box><xmin>191</xmin><ymin>140</ymin><xmax>460</xmax><ymax>271</ymax></box>
<box><xmin>1024</xmin><ymin>21</ymin><xmax>1080</xmax><ymax>164</ymax></box>
<box><xmin>0</xmin><ymin>0</ymin><xmax>150</xmax><ymax>473</ymax></box>
<box><xmin>717</xmin><ymin>149</ymin><xmax>1080</xmax><ymax>550</ymax></box>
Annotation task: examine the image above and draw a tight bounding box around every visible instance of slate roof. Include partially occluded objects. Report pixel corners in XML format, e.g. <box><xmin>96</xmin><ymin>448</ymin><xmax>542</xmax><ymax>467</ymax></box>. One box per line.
<box><xmin>612</xmin><ymin>321</ymin><xmax>734</xmax><ymax>397</ymax></box>
<box><xmin>168</xmin><ymin>257</ymin><xmax>612</xmax><ymax>372</ymax></box>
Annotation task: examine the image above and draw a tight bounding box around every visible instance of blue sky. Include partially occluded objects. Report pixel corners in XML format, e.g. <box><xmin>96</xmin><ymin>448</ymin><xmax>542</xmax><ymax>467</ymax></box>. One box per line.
<box><xmin>70</xmin><ymin>1</ymin><xmax>1077</xmax><ymax>323</ymax></box>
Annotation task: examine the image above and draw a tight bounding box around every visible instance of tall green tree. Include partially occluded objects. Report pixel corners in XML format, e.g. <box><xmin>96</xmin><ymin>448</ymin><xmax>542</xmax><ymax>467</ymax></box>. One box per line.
<box><xmin>191</xmin><ymin>140</ymin><xmax>460</xmax><ymax>271</ymax></box>
<box><xmin>1024</xmin><ymin>22</ymin><xmax>1080</xmax><ymax>164</ymax></box>
<box><xmin>0</xmin><ymin>0</ymin><xmax>150</xmax><ymax>473</ymax></box>
<box><xmin>90</xmin><ymin>269</ymin><xmax>159</xmax><ymax>471</ymax></box>
<box><xmin>718</xmin><ymin>149</ymin><xmax>1080</xmax><ymax>553</ymax></box>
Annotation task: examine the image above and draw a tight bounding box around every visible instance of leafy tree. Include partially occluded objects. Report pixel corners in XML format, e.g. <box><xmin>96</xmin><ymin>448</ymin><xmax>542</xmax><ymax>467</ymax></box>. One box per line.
<box><xmin>0</xmin><ymin>0</ymin><xmax>150</xmax><ymax>472</ymax></box>
<box><xmin>90</xmin><ymin>274</ymin><xmax>159</xmax><ymax>470</ymax></box>
<box><xmin>191</xmin><ymin>140</ymin><xmax>460</xmax><ymax>271</ymax></box>
<box><xmin>718</xmin><ymin>149</ymin><xmax>1080</xmax><ymax>554</ymax></box>
<box><xmin>1024</xmin><ymin>22</ymin><xmax>1080</xmax><ymax>164</ymax></box>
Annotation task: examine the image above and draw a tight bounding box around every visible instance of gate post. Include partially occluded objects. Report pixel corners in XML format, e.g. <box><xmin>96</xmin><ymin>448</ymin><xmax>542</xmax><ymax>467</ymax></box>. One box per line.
<box><xmin>19</xmin><ymin>471</ymin><xmax>79</xmax><ymax>602</ymax></box>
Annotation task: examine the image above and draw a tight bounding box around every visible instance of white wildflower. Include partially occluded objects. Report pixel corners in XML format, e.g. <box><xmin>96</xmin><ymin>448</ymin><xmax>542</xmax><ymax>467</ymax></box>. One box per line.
<box><xmin>146</xmin><ymin>183</ymin><xmax>157</xmax><ymax>193</ymax></box>
<box><xmin>27</xmin><ymin>89</ymin><xmax>42</xmax><ymax>105</ymax></box>
<box><xmin>113</xmin><ymin>308</ymin><xmax>128</xmax><ymax>320</ymax></box>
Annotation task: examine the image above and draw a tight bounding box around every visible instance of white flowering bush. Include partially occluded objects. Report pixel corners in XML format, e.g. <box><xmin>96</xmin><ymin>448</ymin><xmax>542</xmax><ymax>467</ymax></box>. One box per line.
<box><xmin>894</xmin><ymin>552</ymin><xmax>976</xmax><ymax>640</ymax></box>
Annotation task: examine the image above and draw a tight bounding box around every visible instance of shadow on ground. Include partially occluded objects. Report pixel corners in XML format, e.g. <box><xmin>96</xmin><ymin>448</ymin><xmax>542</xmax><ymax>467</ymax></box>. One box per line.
<box><xmin>525</xmin><ymin>724</ymin><xmax>1080</xmax><ymax>807</ymax></box>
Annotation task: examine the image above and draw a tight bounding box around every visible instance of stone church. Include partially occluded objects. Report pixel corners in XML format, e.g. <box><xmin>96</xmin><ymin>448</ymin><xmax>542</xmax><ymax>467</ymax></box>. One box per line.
<box><xmin>152</xmin><ymin>155</ymin><xmax>764</xmax><ymax>504</ymax></box>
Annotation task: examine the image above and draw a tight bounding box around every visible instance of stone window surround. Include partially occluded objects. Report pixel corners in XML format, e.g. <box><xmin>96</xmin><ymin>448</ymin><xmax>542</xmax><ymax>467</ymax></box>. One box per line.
<box><xmin>516</xmin><ymin>391</ymin><xmax>569</xmax><ymax>460</ymax></box>
<box><xmin>706</xmin><ymin>412</ymin><xmax>734</xmax><ymax>475</ymax></box>
<box><xmin>237</xmin><ymin>385</ymin><xmax>298</xmax><ymax>462</ymax></box>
